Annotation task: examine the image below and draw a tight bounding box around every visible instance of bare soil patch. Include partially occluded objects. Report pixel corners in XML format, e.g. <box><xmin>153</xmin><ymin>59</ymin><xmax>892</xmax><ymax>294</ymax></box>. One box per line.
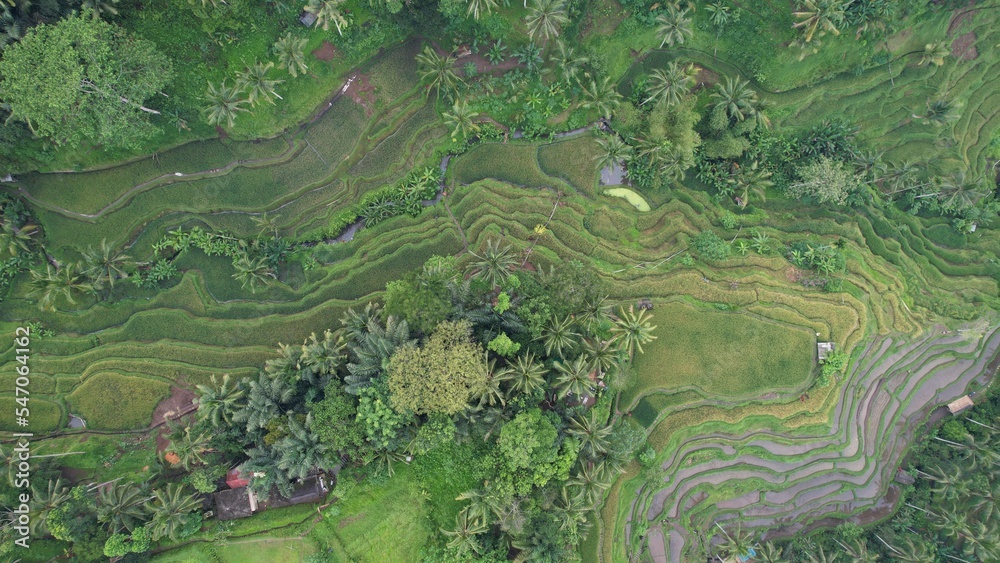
<box><xmin>345</xmin><ymin>73</ymin><xmax>376</xmax><ymax>116</ymax></box>
<box><xmin>151</xmin><ymin>386</ymin><xmax>198</xmax><ymax>428</ymax></box>
<box><xmin>694</xmin><ymin>66</ymin><xmax>721</xmax><ymax>91</ymax></box>
<box><xmin>312</xmin><ymin>40</ymin><xmax>338</xmax><ymax>62</ymax></box>
<box><xmin>151</xmin><ymin>386</ymin><xmax>197</xmax><ymax>455</ymax></box>
<box><xmin>947</xmin><ymin>2</ymin><xmax>978</xmax><ymax>36</ymax></box>
<box><xmin>951</xmin><ymin>31</ymin><xmax>978</xmax><ymax>60</ymax></box>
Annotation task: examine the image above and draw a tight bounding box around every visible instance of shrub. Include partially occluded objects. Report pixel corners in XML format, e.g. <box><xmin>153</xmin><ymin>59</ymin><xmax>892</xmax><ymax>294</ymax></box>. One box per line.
<box><xmin>691</xmin><ymin>231</ymin><xmax>731</xmax><ymax>261</ymax></box>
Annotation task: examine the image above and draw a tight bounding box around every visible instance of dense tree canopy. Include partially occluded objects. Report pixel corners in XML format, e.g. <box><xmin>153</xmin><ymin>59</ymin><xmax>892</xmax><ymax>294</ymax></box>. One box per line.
<box><xmin>388</xmin><ymin>320</ymin><xmax>488</xmax><ymax>415</ymax></box>
<box><xmin>0</xmin><ymin>13</ymin><xmax>172</xmax><ymax>149</ymax></box>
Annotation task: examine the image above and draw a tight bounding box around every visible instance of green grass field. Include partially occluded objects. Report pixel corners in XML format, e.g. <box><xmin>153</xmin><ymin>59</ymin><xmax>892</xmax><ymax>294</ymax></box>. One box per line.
<box><xmin>625</xmin><ymin>301</ymin><xmax>815</xmax><ymax>405</ymax></box>
<box><xmin>309</xmin><ymin>465</ymin><xmax>432</xmax><ymax>561</ymax></box>
<box><xmin>67</xmin><ymin>373</ymin><xmax>171</xmax><ymax>430</ymax></box>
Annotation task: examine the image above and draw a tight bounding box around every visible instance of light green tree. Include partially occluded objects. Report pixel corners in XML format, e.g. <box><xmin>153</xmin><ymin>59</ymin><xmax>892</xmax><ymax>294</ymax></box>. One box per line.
<box><xmin>237</xmin><ymin>61</ymin><xmax>284</xmax><ymax>107</ymax></box>
<box><xmin>525</xmin><ymin>0</ymin><xmax>568</xmax><ymax>44</ymax></box>
<box><xmin>305</xmin><ymin>0</ymin><xmax>349</xmax><ymax>35</ymax></box>
<box><xmin>387</xmin><ymin>320</ymin><xmax>488</xmax><ymax>415</ymax></box>
<box><xmin>273</xmin><ymin>33</ymin><xmax>309</xmax><ymax>77</ymax></box>
<box><xmin>204</xmin><ymin>81</ymin><xmax>250</xmax><ymax>128</ymax></box>
<box><xmin>656</xmin><ymin>5</ymin><xmax>693</xmax><ymax>48</ymax></box>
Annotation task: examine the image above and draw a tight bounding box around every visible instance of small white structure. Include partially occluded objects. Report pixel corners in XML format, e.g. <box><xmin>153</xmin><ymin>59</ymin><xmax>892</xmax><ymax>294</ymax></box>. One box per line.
<box><xmin>817</xmin><ymin>342</ymin><xmax>835</xmax><ymax>362</ymax></box>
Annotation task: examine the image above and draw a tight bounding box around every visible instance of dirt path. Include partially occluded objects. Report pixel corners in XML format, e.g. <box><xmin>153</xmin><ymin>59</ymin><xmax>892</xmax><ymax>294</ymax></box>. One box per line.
<box><xmin>636</xmin><ymin>326</ymin><xmax>1000</xmax><ymax>562</ymax></box>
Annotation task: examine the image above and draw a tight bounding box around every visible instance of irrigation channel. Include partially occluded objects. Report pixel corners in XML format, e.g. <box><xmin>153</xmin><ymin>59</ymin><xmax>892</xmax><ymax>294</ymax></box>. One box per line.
<box><xmin>633</xmin><ymin>326</ymin><xmax>1000</xmax><ymax>563</ymax></box>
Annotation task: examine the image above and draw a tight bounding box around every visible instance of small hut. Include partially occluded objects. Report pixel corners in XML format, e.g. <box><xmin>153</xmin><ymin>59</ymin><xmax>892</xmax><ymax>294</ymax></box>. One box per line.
<box><xmin>214</xmin><ymin>487</ymin><xmax>257</xmax><ymax>521</ymax></box>
<box><xmin>637</xmin><ymin>299</ymin><xmax>654</xmax><ymax>310</ymax></box>
<box><xmin>894</xmin><ymin>468</ymin><xmax>916</xmax><ymax>485</ymax></box>
<box><xmin>299</xmin><ymin>11</ymin><xmax>317</xmax><ymax>26</ymax></box>
<box><xmin>947</xmin><ymin>395</ymin><xmax>974</xmax><ymax>415</ymax></box>
<box><xmin>817</xmin><ymin>342</ymin><xmax>835</xmax><ymax>362</ymax></box>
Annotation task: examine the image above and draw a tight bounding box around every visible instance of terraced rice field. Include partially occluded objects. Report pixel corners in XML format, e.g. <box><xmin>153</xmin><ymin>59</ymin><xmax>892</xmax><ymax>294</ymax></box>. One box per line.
<box><xmin>0</xmin><ymin>15</ymin><xmax>998</xmax><ymax>561</ymax></box>
<box><xmin>0</xmin><ymin>40</ymin><xmax>456</xmax><ymax>431</ymax></box>
<box><xmin>630</xmin><ymin>326</ymin><xmax>1000</xmax><ymax>562</ymax></box>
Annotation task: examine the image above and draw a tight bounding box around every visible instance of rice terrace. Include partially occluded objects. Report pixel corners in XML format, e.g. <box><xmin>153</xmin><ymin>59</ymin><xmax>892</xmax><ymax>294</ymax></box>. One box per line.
<box><xmin>0</xmin><ymin>0</ymin><xmax>999</xmax><ymax>561</ymax></box>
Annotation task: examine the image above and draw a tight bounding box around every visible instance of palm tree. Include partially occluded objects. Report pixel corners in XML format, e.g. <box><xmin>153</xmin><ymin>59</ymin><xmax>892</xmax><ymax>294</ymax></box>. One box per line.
<box><xmin>81</xmin><ymin>0</ymin><xmax>119</xmax><ymax>19</ymax></box>
<box><xmin>728</xmin><ymin>160</ymin><xmax>774</xmax><ymax>208</ymax></box>
<box><xmin>0</xmin><ymin>219</ymin><xmax>36</xmax><ymax>257</ymax></box>
<box><xmin>98</xmin><ymin>481</ymin><xmax>150</xmax><ymax>533</ymax></box>
<box><xmin>276</xmin><ymin>415</ymin><xmax>329</xmax><ymax>481</ymax></box>
<box><xmin>936</xmin><ymin>172</ymin><xmax>989</xmax><ymax>213</ymax></box>
<box><xmin>853</xmin><ymin>149</ymin><xmax>887</xmax><ymax>187</ymax></box>
<box><xmin>643</xmin><ymin>61</ymin><xmax>695</xmax><ymax>107</ymax></box>
<box><xmin>298</xmin><ymin>329</ymin><xmax>347</xmax><ymax>381</ymax></box>
<box><xmin>251</xmin><ymin>212</ymin><xmax>281</xmax><ymax>240</ymax></box>
<box><xmin>882</xmin><ymin>160</ymin><xmax>921</xmax><ymax>196</ymax></box>
<box><xmin>237</xmin><ymin>61</ymin><xmax>284</xmax><ymax>107</ymax></box>
<box><xmin>163</xmin><ymin>422</ymin><xmax>212</xmax><ymax>470</ymax></box>
<box><xmin>305</xmin><ymin>0</ymin><xmax>348</xmax><ymax>35</ymax></box>
<box><xmin>917</xmin><ymin>97</ymin><xmax>960</xmax><ymax>127</ymax></box>
<box><xmin>554</xmin><ymin>40</ymin><xmax>588</xmax><ymax>85</ymax></box>
<box><xmin>553</xmin><ymin>355</ymin><xmax>594</xmax><ymax>399</ymax></box>
<box><xmin>540</xmin><ymin>314</ymin><xmax>580</xmax><ymax>358</ymax></box>
<box><xmin>273</xmin><ymin>33</ymin><xmax>308</xmax><ymax>77</ymax></box>
<box><xmin>232</xmin><ymin>253</ymin><xmax>276</xmax><ymax>293</ymax></box>
<box><xmin>525</xmin><ymin>0</ymin><xmax>568</xmax><ymax>44</ymax></box>
<box><xmin>715</xmin><ymin>523</ymin><xmax>754</xmax><ymax>561</ymax></box>
<box><xmin>594</xmin><ymin>135</ymin><xmax>633</xmax><ymax>171</ymax></box>
<box><xmin>27</xmin><ymin>263</ymin><xmax>93</xmax><ymax>312</ymax></box>
<box><xmin>581</xmin><ymin>337</ymin><xmax>617</xmax><ymax>376</ymax></box>
<box><xmin>655</xmin><ymin>5</ymin><xmax>693</xmax><ymax>48</ymax></box>
<box><xmin>706</xmin><ymin>1</ymin><xmax>730</xmax><ymax>58</ymax></box>
<box><xmin>195</xmin><ymin>373</ymin><xmax>246</xmax><ymax>428</ymax></box>
<box><xmin>476</xmin><ymin>358</ymin><xmax>509</xmax><ymax>407</ymax></box>
<box><xmin>29</xmin><ymin>478</ymin><xmax>70</xmax><ymax>535</ymax></box>
<box><xmin>456</xmin><ymin>489</ymin><xmax>496</xmax><ymax>523</ymax></box>
<box><xmin>146</xmin><ymin>484</ymin><xmax>201</xmax><ymax>541</ymax></box>
<box><xmin>793</xmin><ymin>0</ymin><xmax>846</xmax><ymax>43</ymax></box>
<box><xmin>838</xmin><ymin>539</ymin><xmax>878</xmax><ymax>563</ymax></box>
<box><xmin>756</xmin><ymin>541</ymin><xmax>787</xmax><ymax>563</ymax></box>
<box><xmin>919</xmin><ymin>42</ymin><xmax>949</xmax><ymax>66</ymax></box>
<box><xmin>81</xmin><ymin>238</ymin><xmax>130</xmax><ymax>293</ymax></box>
<box><xmin>551</xmin><ymin>485</ymin><xmax>589</xmax><ymax>531</ymax></box>
<box><xmin>581</xmin><ymin>77</ymin><xmax>622</xmax><ymax>119</ymax></box>
<box><xmin>416</xmin><ymin>45</ymin><xmax>462</xmax><ymax>99</ymax></box>
<box><xmin>790</xmin><ymin>35</ymin><xmax>823</xmax><ymax>61</ymax></box>
<box><xmin>891</xmin><ymin>536</ymin><xmax>935</xmax><ymax>562</ymax></box>
<box><xmin>234</xmin><ymin>371</ymin><xmax>296</xmax><ymax>431</ymax></box>
<box><xmin>804</xmin><ymin>546</ymin><xmax>842</xmax><ymax>563</ymax></box>
<box><xmin>441</xmin><ymin>510</ymin><xmax>487</xmax><ymax>555</ymax></box>
<box><xmin>611</xmin><ymin>305</ymin><xmax>657</xmax><ymax>357</ymax></box>
<box><xmin>468</xmin><ymin>238</ymin><xmax>517</xmax><ymax>287</ymax></box>
<box><xmin>204</xmin><ymin>80</ymin><xmax>250</xmax><ymax>128</ymax></box>
<box><xmin>344</xmin><ymin>315</ymin><xmax>413</xmax><ymax>394</ymax></box>
<box><xmin>568</xmin><ymin>412</ymin><xmax>613</xmax><ymax>458</ymax></box>
<box><xmin>568</xmin><ymin>463</ymin><xmax>610</xmax><ymax>506</ymax></box>
<box><xmin>579</xmin><ymin>294</ymin><xmax>612</xmax><ymax>332</ymax></box>
<box><xmin>443</xmin><ymin>99</ymin><xmax>480</xmax><ymax>141</ymax></box>
<box><xmin>466</xmin><ymin>0</ymin><xmax>498</xmax><ymax>20</ymax></box>
<box><xmin>711</xmin><ymin>75</ymin><xmax>757</xmax><ymax>124</ymax></box>
<box><xmin>932</xmin><ymin>502</ymin><xmax>972</xmax><ymax>542</ymax></box>
<box><xmin>506</xmin><ymin>352</ymin><xmax>548</xmax><ymax>397</ymax></box>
